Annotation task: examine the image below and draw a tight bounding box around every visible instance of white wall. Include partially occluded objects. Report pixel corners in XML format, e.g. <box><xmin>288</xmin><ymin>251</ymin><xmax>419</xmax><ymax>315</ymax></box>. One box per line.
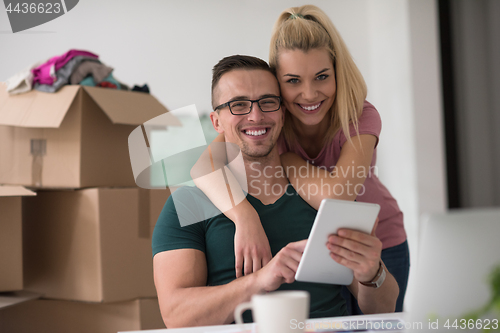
<box><xmin>0</xmin><ymin>0</ymin><xmax>446</xmax><ymax>308</ymax></box>
<box><xmin>0</xmin><ymin>0</ymin><xmax>371</xmax><ymax>115</ymax></box>
<box><xmin>364</xmin><ymin>0</ymin><xmax>420</xmax><ymax>301</ymax></box>
<box><xmin>363</xmin><ymin>0</ymin><xmax>447</xmax><ymax>309</ymax></box>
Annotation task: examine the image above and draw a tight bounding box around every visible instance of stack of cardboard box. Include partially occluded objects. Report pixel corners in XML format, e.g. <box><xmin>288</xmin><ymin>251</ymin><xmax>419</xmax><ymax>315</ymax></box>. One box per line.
<box><xmin>0</xmin><ymin>185</ymin><xmax>35</xmax><ymax>294</ymax></box>
<box><xmin>0</xmin><ymin>85</ymin><xmax>175</xmax><ymax>332</ymax></box>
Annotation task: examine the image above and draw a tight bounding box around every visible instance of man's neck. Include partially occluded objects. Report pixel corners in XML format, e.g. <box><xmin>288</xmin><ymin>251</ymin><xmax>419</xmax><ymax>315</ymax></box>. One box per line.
<box><xmin>243</xmin><ymin>151</ymin><xmax>289</xmax><ymax>205</ymax></box>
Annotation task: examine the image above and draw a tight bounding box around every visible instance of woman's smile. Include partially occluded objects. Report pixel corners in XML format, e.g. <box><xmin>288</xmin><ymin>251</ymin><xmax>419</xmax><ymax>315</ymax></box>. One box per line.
<box><xmin>296</xmin><ymin>101</ymin><xmax>324</xmax><ymax>114</ymax></box>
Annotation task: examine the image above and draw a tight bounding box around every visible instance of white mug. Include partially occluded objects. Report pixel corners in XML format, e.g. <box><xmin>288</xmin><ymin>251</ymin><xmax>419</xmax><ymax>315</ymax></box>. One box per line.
<box><xmin>234</xmin><ymin>291</ymin><xmax>310</xmax><ymax>333</ymax></box>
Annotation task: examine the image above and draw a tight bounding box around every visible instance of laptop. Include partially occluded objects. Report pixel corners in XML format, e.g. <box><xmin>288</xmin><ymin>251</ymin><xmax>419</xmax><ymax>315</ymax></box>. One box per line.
<box><xmin>406</xmin><ymin>208</ymin><xmax>500</xmax><ymax>332</ymax></box>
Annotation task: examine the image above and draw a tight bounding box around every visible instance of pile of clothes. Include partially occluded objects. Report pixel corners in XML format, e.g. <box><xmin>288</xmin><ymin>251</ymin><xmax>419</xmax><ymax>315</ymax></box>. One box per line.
<box><xmin>6</xmin><ymin>49</ymin><xmax>150</xmax><ymax>95</ymax></box>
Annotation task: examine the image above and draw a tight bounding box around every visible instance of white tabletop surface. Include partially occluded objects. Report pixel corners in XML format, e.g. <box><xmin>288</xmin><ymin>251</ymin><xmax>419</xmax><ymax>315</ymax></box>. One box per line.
<box><xmin>121</xmin><ymin>312</ymin><xmax>405</xmax><ymax>333</ymax></box>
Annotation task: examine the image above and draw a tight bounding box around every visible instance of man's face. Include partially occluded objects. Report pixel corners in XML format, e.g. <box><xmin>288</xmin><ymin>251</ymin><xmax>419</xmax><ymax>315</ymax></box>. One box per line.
<box><xmin>211</xmin><ymin>69</ymin><xmax>283</xmax><ymax>159</ymax></box>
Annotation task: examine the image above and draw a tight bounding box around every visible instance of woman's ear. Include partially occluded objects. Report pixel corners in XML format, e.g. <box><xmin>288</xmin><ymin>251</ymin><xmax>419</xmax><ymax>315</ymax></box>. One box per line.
<box><xmin>210</xmin><ymin>111</ymin><xmax>225</xmax><ymax>134</ymax></box>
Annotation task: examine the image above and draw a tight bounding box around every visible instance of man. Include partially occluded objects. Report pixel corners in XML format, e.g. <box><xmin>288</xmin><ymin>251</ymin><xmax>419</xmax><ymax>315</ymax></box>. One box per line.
<box><xmin>152</xmin><ymin>55</ymin><xmax>398</xmax><ymax>328</ymax></box>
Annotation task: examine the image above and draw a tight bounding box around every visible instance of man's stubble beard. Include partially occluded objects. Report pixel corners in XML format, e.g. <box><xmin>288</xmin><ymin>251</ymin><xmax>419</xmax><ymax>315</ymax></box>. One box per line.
<box><xmin>240</xmin><ymin>139</ymin><xmax>278</xmax><ymax>164</ymax></box>
<box><xmin>235</xmin><ymin>120</ymin><xmax>280</xmax><ymax>162</ymax></box>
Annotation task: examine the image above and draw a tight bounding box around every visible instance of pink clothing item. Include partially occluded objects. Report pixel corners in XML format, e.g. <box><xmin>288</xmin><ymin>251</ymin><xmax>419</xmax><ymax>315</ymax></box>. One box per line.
<box><xmin>278</xmin><ymin>101</ymin><xmax>406</xmax><ymax>249</ymax></box>
<box><xmin>32</xmin><ymin>49</ymin><xmax>99</xmax><ymax>85</ymax></box>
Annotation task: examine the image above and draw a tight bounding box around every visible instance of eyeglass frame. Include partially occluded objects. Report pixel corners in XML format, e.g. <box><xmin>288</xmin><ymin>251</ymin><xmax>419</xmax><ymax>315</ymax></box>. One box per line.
<box><xmin>213</xmin><ymin>95</ymin><xmax>282</xmax><ymax>115</ymax></box>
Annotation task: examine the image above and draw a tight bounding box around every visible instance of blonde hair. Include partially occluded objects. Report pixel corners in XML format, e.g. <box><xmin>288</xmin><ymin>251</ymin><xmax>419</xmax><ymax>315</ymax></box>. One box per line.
<box><xmin>269</xmin><ymin>5</ymin><xmax>367</xmax><ymax>147</ymax></box>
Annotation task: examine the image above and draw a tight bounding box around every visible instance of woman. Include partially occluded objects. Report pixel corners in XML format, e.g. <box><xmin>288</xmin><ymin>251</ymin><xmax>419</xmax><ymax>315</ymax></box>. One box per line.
<box><xmin>268</xmin><ymin>5</ymin><xmax>408</xmax><ymax>313</ymax></box>
<box><xmin>193</xmin><ymin>4</ymin><xmax>409</xmax><ymax>313</ymax></box>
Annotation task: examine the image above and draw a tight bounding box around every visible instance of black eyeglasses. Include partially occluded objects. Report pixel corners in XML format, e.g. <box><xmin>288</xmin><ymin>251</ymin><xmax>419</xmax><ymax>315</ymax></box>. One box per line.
<box><xmin>214</xmin><ymin>96</ymin><xmax>282</xmax><ymax>115</ymax></box>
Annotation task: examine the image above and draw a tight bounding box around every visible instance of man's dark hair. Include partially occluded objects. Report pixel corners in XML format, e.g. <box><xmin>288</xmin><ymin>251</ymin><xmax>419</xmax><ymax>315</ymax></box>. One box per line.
<box><xmin>211</xmin><ymin>55</ymin><xmax>274</xmax><ymax>110</ymax></box>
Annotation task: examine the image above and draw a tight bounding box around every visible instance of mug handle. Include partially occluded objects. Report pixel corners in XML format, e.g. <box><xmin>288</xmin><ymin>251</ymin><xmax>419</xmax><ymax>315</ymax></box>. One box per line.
<box><xmin>234</xmin><ymin>301</ymin><xmax>253</xmax><ymax>325</ymax></box>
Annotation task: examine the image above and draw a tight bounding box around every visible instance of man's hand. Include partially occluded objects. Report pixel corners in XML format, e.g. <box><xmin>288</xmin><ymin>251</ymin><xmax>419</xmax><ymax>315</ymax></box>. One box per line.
<box><xmin>234</xmin><ymin>220</ymin><xmax>272</xmax><ymax>277</ymax></box>
<box><xmin>326</xmin><ymin>221</ymin><xmax>382</xmax><ymax>283</ymax></box>
<box><xmin>254</xmin><ymin>240</ymin><xmax>307</xmax><ymax>292</ymax></box>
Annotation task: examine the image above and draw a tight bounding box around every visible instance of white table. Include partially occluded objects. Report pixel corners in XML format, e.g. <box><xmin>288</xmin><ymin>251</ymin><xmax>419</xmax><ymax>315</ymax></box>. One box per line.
<box><xmin>121</xmin><ymin>312</ymin><xmax>405</xmax><ymax>333</ymax></box>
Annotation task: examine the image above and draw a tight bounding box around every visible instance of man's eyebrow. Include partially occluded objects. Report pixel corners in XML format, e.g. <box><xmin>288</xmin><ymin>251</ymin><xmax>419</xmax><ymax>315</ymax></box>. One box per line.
<box><xmin>228</xmin><ymin>94</ymin><xmax>279</xmax><ymax>101</ymax></box>
<box><xmin>259</xmin><ymin>94</ymin><xmax>280</xmax><ymax>99</ymax></box>
<box><xmin>229</xmin><ymin>95</ymin><xmax>248</xmax><ymax>101</ymax></box>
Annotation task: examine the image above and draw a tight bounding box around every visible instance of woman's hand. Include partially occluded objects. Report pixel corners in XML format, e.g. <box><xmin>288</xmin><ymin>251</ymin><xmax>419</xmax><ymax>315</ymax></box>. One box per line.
<box><xmin>325</xmin><ymin>219</ymin><xmax>382</xmax><ymax>282</ymax></box>
<box><xmin>234</xmin><ymin>217</ymin><xmax>272</xmax><ymax>278</ymax></box>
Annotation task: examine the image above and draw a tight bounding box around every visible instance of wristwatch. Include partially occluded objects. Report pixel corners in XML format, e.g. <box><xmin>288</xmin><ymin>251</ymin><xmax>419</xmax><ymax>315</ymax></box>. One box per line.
<box><xmin>359</xmin><ymin>261</ymin><xmax>386</xmax><ymax>288</ymax></box>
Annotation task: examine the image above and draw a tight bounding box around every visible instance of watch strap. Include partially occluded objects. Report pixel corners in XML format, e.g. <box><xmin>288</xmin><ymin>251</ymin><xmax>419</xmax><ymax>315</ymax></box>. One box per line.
<box><xmin>359</xmin><ymin>261</ymin><xmax>386</xmax><ymax>288</ymax></box>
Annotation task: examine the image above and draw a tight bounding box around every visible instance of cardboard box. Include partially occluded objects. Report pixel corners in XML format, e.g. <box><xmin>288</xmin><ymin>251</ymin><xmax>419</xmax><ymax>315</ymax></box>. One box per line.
<box><xmin>22</xmin><ymin>187</ymin><xmax>170</xmax><ymax>302</ymax></box>
<box><xmin>0</xmin><ymin>185</ymin><xmax>35</xmax><ymax>292</ymax></box>
<box><xmin>0</xmin><ymin>85</ymin><xmax>179</xmax><ymax>188</ymax></box>
<box><xmin>0</xmin><ymin>290</ymin><xmax>41</xmax><ymax>310</ymax></box>
<box><xmin>0</xmin><ymin>298</ymin><xmax>166</xmax><ymax>333</ymax></box>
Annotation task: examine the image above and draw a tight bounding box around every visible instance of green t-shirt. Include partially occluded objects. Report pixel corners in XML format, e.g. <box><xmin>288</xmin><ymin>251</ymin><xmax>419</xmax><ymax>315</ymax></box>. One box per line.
<box><xmin>152</xmin><ymin>185</ymin><xmax>347</xmax><ymax>320</ymax></box>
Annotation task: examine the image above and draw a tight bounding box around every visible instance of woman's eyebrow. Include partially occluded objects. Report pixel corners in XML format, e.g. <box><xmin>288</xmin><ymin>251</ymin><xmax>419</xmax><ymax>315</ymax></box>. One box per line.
<box><xmin>315</xmin><ymin>68</ymin><xmax>330</xmax><ymax>75</ymax></box>
<box><xmin>283</xmin><ymin>68</ymin><xmax>330</xmax><ymax>77</ymax></box>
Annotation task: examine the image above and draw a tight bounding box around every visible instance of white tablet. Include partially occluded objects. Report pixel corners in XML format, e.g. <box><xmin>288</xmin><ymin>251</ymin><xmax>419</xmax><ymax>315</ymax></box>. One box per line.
<box><xmin>295</xmin><ymin>199</ymin><xmax>380</xmax><ymax>285</ymax></box>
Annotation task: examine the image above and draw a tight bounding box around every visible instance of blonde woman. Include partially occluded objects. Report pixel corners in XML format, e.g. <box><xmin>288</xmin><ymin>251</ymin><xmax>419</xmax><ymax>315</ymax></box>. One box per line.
<box><xmin>269</xmin><ymin>5</ymin><xmax>408</xmax><ymax>313</ymax></box>
<box><xmin>193</xmin><ymin>4</ymin><xmax>408</xmax><ymax>314</ymax></box>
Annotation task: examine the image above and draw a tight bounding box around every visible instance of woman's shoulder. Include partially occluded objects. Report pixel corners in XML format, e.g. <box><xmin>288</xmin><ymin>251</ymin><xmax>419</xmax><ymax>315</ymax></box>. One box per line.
<box><xmin>361</xmin><ymin>100</ymin><xmax>381</xmax><ymax>124</ymax></box>
<box><xmin>357</xmin><ymin>100</ymin><xmax>382</xmax><ymax>133</ymax></box>
<box><xmin>333</xmin><ymin>100</ymin><xmax>382</xmax><ymax>150</ymax></box>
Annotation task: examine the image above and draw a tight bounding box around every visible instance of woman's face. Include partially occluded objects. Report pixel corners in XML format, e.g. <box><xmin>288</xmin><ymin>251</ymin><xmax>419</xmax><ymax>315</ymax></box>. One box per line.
<box><xmin>276</xmin><ymin>48</ymin><xmax>336</xmax><ymax>127</ymax></box>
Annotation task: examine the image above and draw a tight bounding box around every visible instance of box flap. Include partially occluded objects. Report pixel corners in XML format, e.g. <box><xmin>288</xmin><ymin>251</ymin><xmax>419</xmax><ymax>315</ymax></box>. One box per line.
<box><xmin>0</xmin><ymin>291</ymin><xmax>42</xmax><ymax>310</ymax></box>
<box><xmin>0</xmin><ymin>85</ymin><xmax>80</xmax><ymax>128</ymax></box>
<box><xmin>83</xmin><ymin>86</ymin><xmax>181</xmax><ymax>126</ymax></box>
<box><xmin>0</xmin><ymin>185</ymin><xmax>36</xmax><ymax>197</ymax></box>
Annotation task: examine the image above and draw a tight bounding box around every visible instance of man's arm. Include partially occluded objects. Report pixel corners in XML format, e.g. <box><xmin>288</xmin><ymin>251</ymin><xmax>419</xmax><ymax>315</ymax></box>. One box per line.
<box><xmin>348</xmin><ymin>261</ymin><xmax>399</xmax><ymax>314</ymax></box>
<box><xmin>327</xmin><ymin>228</ymin><xmax>399</xmax><ymax>314</ymax></box>
<box><xmin>154</xmin><ymin>249</ymin><xmax>259</xmax><ymax>328</ymax></box>
<box><xmin>154</xmin><ymin>241</ymin><xmax>306</xmax><ymax>328</ymax></box>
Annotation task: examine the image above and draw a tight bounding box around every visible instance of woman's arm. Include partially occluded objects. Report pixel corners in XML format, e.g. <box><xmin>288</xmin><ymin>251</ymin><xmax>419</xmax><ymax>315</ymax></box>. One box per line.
<box><xmin>281</xmin><ymin>134</ymin><xmax>377</xmax><ymax>209</ymax></box>
<box><xmin>190</xmin><ymin>133</ymin><xmax>272</xmax><ymax>277</ymax></box>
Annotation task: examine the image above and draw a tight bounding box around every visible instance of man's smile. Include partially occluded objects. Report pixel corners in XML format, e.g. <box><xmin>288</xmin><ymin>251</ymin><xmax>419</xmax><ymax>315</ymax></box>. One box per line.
<box><xmin>241</xmin><ymin>126</ymin><xmax>271</xmax><ymax>138</ymax></box>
